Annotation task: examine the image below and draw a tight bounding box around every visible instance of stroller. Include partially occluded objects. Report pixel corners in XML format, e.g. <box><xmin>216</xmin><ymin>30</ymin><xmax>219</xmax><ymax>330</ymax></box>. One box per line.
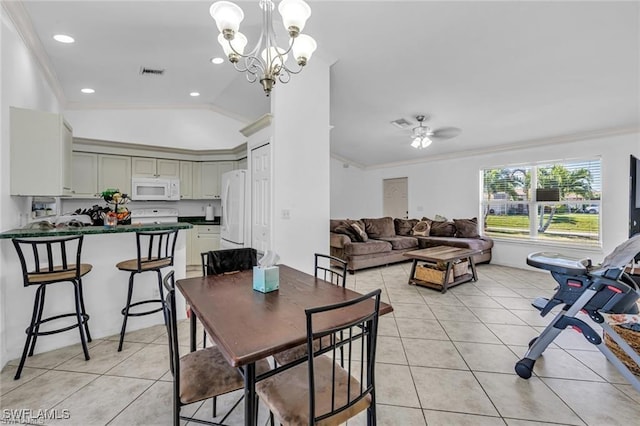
<box><xmin>516</xmin><ymin>234</ymin><xmax>640</xmax><ymax>392</ymax></box>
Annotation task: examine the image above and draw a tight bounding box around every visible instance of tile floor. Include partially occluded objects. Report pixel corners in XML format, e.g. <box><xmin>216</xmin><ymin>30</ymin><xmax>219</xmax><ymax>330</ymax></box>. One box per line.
<box><xmin>1</xmin><ymin>263</ymin><xmax>639</xmax><ymax>425</ymax></box>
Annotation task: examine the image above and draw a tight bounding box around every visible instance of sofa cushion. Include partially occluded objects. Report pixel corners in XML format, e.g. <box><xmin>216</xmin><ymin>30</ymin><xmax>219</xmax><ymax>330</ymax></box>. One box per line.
<box><xmin>454</xmin><ymin>218</ymin><xmax>479</xmax><ymax>238</ymax></box>
<box><xmin>430</xmin><ymin>221</ymin><xmax>457</xmax><ymax>237</ymax></box>
<box><xmin>411</xmin><ymin>220</ymin><xmax>431</xmax><ymax>236</ymax></box>
<box><xmin>394</xmin><ymin>218</ymin><xmax>418</xmax><ymax>236</ymax></box>
<box><xmin>362</xmin><ymin>217</ymin><xmax>396</xmax><ymax>238</ymax></box>
<box><xmin>330</xmin><ymin>233</ymin><xmax>351</xmax><ymax>248</ymax></box>
<box><xmin>344</xmin><ymin>240</ymin><xmax>392</xmax><ymax>256</ymax></box>
<box><xmin>377</xmin><ymin>236</ymin><xmax>419</xmax><ymax>250</ymax></box>
<box><xmin>417</xmin><ymin>236</ymin><xmax>494</xmax><ymax>252</ymax></box>
<box><xmin>330</xmin><ymin>219</ymin><xmax>346</xmax><ymax>232</ymax></box>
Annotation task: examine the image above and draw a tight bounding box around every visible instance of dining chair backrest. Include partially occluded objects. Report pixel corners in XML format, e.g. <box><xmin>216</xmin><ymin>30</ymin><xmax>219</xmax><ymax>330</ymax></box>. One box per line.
<box><xmin>305</xmin><ymin>288</ymin><xmax>382</xmax><ymax>424</ymax></box>
<box><xmin>314</xmin><ymin>253</ymin><xmax>348</xmax><ymax>287</ymax></box>
<box><xmin>201</xmin><ymin>248</ymin><xmax>258</xmax><ymax>276</ymax></box>
<box><xmin>13</xmin><ymin>235</ymin><xmax>85</xmax><ymax>286</ymax></box>
<box><xmin>134</xmin><ymin>230</ymin><xmax>178</xmax><ymax>272</ymax></box>
<box><xmin>162</xmin><ymin>270</ymin><xmax>180</xmax><ymax>382</ymax></box>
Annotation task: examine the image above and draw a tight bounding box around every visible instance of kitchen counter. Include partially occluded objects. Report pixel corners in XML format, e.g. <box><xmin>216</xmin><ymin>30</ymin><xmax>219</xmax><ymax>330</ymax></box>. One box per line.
<box><xmin>178</xmin><ymin>216</ymin><xmax>221</xmax><ymax>226</ymax></box>
<box><xmin>0</xmin><ymin>222</ymin><xmax>192</xmax><ymax>239</ymax></box>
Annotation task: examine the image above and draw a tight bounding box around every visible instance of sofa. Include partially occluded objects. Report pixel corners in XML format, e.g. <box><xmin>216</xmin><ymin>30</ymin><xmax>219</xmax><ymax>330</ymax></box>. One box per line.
<box><xmin>330</xmin><ymin>217</ymin><xmax>493</xmax><ymax>273</ymax></box>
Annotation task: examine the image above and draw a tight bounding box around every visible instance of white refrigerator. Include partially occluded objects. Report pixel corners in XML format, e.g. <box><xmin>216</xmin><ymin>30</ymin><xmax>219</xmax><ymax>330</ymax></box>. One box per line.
<box><xmin>220</xmin><ymin>169</ymin><xmax>246</xmax><ymax>249</ymax></box>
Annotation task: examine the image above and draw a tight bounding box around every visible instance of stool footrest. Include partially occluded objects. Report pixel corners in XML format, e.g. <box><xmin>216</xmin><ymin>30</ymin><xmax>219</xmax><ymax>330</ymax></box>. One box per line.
<box><xmin>121</xmin><ymin>299</ymin><xmax>164</xmax><ymax>317</ymax></box>
<box><xmin>25</xmin><ymin>313</ymin><xmax>90</xmax><ymax>336</ymax></box>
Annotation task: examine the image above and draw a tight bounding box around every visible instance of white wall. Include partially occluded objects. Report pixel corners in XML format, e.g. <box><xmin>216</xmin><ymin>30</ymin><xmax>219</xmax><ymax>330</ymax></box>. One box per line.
<box><xmin>331</xmin><ymin>132</ymin><xmax>640</xmax><ymax>268</ymax></box>
<box><xmin>271</xmin><ymin>58</ymin><xmax>331</xmax><ymax>275</ymax></box>
<box><xmin>1</xmin><ymin>9</ymin><xmax>62</xmax><ymax>368</ymax></box>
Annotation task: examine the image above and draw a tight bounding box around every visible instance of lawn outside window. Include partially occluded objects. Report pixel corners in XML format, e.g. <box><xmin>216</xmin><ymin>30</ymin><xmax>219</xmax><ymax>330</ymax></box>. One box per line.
<box><xmin>480</xmin><ymin>158</ymin><xmax>601</xmax><ymax>247</ymax></box>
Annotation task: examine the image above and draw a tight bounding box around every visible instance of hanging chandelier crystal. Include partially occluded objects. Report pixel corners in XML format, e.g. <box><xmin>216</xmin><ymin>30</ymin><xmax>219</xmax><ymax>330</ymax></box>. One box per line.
<box><xmin>210</xmin><ymin>0</ymin><xmax>317</xmax><ymax>96</ymax></box>
<box><xmin>410</xmin><ymin>115</ymin><xmax>433</xmax><ymax>149</ymax></box>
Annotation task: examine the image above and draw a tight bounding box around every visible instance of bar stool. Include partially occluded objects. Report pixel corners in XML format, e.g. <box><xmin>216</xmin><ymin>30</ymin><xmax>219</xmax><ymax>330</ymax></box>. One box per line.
<box><xmin>116</xmin><ymin>229</ymin><xmax>178</xmax><ymax>351</ymax></box>
<box><xmin>12</xmin><ymin>235</ymin><xmax>92</xmax><ymax>380</ymax></box>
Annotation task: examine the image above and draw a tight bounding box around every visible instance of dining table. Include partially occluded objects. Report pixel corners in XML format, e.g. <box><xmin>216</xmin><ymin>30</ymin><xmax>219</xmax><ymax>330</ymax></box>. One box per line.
<box><xmin>176</xmin><ymin>264</ymin><xmax>393</xmax><ymax>426</ymax></box>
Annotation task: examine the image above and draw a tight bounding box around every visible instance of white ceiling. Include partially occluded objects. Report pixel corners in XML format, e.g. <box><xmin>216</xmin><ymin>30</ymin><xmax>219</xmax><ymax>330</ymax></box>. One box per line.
<box><xmin>16</xmin><ymin>0</ymin><xmax>640</xmax><ymax>167</ymax></box>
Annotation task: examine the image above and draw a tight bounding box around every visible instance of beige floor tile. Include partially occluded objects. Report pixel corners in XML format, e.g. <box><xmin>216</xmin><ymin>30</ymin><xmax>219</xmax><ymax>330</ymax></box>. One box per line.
<box><xmin>440</xmin><ymin>321</ymin><xmax>502</xmax><ymax>344</ymax></box>
<box><xmin>193</xmin><ymin>389</ymin><xmax>271</xmax><ymax>426</ymax></box>
<box><xmin>543</xmin><ymin>327</ymin><xmax>600</xmax><ymax>351</ymax></box>
<box><xmin>54</xmin><ymin>340</ymin><xmax>145</xmax><ymax>374</ymax></box>
<box><xmin>543</xmin><ymin>377</ymin><xmax>640</xmax><ymax>425</ymax></box>
<box><xmin>7</xmin><ymin>339</ymin><xmax>104</xmax><ymax>369</ymax></box>
<box><xmin>567</xmin><ymin>348</ymin><xmax>631</xmax><ymax>384</ymax></box>
<box><xmin>449</xmin><ymin>285</ymin><xmax>486</xmax><ymax>296</ymax></box>
<box><xmin>49</xmin><ymin>375</ymin><xmax>153</xmax><ymax>424</ymax></box>
<box><xmin>377</xmin><ymin>316</ymin><xmax>400</xmax><ymax>337</ymax></box>
<box><xmin>376</xmin><ymin>336</ymin><xmax>408</xmax><ymax>364</ymax></box>
<box><xmin>429</xmin><ymin>304</ymin><xmax>479</xmax><ymax>322</ymax></box>
<box><xmin>403</xmin><ymin>338</ymin><xmax>468</xmax><ymax>370</ymax></box>
<box><xmin>510</xmin><ymin>309</ymin><xmax>553</xmax><ymax>327</ymax></box>
<box><xmin>419</xmin><ymin>290</ymin><xmax>465</xmax><ymax>306</ymax></box>
<box><xmin>478</xmin><ymin>286</ymin><xmax>522</xmax><ymax>298</ymax></box>
<box><xmin>396</xmin><ymin>318</ymin><xmax>449</xmax><ymax>340</ymax></box>
<box><xmin>613</xmin><ymin>383</ymin><xmax>640</xmax><ymax>403</ymax></box>
<box><xmin>485</xmin><ymin>323</ymin><xmax>540</xmax><ymax>346</ymax></box>
<box><xmin>375</xmin><ymin>363</ymin><xmax>421</xmax><ymax>407</ymax></box>
<box><xmin>527</xmin><ymin>347</ymin><xmax>605</xmax><ymax>381</ymax></box>
<box><xmin>455</xmin><ymin>341</ymin><xmax>519</xmax><ymax>374</ymax></box>
<box><xmin>411</xmin><ymin>366</ymin><xmax>498</xmax><ymax>416</ymax></box>
<box><xmin>474</xmin><ymin>372</ymin><xmax>584</xmax><ymax>425</ymax></box>
<box><xmin>0</xmin><ymin>370</ymin><xmax>98</xmax><ymax>411</ymax></box>
<box><xmin>387</xmin><ymin>290</ymin><xmax>427</xmax><ymax>304</ymax></box>
<box><xmin>423</xmin><ymin>410</ymin><xmax>505</xmax><ymax>425</ymax></box>
<box><xmin>391</xmin><ymin>302</ymin><xmax>435</xmax><ymax>319</ymax></box>
<box><xmin>0</xmin><ymin>366</ymin><xmax>48</xmax><ymax>396</ymax></box>
<box><xmin>347</xmin><ymin>404</ymin><xmax>426</xmax><ymax>426</ymax></box>
<box><xmin>493</xmin><ymin>297</ymin><xmax>540</xmax><ymax>311</ymax></box>
<box><xmin>504</xmin><ymin>420</ymin><xmax>579</xmax><ymax>426</ymax></box>
<box><xmin>469</xmin><ymin>307</ymin><xmax>528</xmax><ymax>325</ymax></box>
<box><xmin>105</xmin><ymin>323</ymin><xmax>167</xmax><ymax>344</ymax></box>
<box><xmin>105</xmin><ymin>343</ymin><xmax>170</xmax><ymax>379</ymax></box>
<box><xmin>457</xmin><ymin>295</ymin><xmax>505</xmax><ymax>309</ymax></box>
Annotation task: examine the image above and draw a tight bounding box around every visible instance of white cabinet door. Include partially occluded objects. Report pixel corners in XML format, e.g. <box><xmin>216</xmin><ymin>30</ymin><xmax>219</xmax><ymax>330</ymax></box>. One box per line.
<box><xmin>10</xmin><ymin>107</ymin><xmax>73</xmax><ymax>196</ymax></box>
<box><xmin>200</xmin><ymin>162</ymin><xmax>219</xmax><ymax>199</ymax></box>
<box><xmin>192</xmin><ymin>162</ymin><xmax>202</xmax><ymax>199</ymax></box>
<box><xmin>131</xmin><ymin>157</ymin><xmax>157</xmax><ymax>177</ymax></box>
<box><xmin>193</xmin><ymin>225</ymin><xmax>221</xmax><ymax>260</ymax></box>
<box><xmin>72</xmin><ymin>152</ymin><xmax>98</xmax><ymax>198</ymax></box>
<box><xmin>180</xmin><ymin>161</ymin><xmax>193</xmax><ymax>199</ymax></box>
<box><xmin>98</xmin><ymin>154</ymin><xmax>132</xmax><ymax>195</ymax></box>
<box><xmin>157</xmin><ymin>159</ymin><xmax>180</xmax><ymax>177</ymax></box>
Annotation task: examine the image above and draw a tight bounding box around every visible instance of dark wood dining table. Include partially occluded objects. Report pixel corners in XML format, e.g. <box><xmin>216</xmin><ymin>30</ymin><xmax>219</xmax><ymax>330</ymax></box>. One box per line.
<box><xmin>176</xmin><ymin>264</ymin><xmax>393</xmax><ymax>426</ymax></box>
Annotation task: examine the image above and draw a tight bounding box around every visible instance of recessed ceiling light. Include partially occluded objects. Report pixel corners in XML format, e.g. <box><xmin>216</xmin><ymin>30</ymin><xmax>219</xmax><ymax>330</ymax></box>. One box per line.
<box><xmin>211</xmin><ymin>57</ymin><xmax>224</xmax><ymax>65</ymax></box>
<box><xmin>53</xmin><ymin>34</ymin><xmax>75</xmax><ymax>43</ymax></box>
<box><xmin>190</xmin><ymin>92</ymin><xmax>200</xmax><ymax>97</ymax></box>
<box><xmin>81</xmin><ymin>88</ymin><xmax>95</xmax><ymax>94</ymax></box>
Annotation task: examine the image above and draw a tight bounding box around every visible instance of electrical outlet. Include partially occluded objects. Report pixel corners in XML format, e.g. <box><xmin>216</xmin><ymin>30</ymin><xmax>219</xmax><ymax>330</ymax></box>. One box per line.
<box><xmin>282</xmin><ymin>209</ymin><xmax>291</xmax><ymax>219</ymax></box>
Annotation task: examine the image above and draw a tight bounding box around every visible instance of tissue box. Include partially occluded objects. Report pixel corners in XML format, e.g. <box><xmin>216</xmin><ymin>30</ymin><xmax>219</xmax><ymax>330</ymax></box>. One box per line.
<box><xmin>253</xmin><ymin>266</ymin><xmax>279</xmax><ymax>293</ymax></box>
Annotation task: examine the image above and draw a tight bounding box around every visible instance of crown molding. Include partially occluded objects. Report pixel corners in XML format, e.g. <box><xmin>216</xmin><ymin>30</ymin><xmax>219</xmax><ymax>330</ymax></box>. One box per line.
<box><xmin>330</xmin><ymin>153</ymin><xmax>365</xmax><ymax>170</ymax></box>
<box><xmin>239</xmin><ymin>114</ymin><xmax>273</xmax><ymax>137</ymax></box>
<box><xmin>363</xmin><ymin>126</ymin><xmax>640</xmax><ymax>171</ymax></box>
<box><xmin>2</xmin><ymin>0</ymin><xmax>66</xmax><ymax>107</ymax></box>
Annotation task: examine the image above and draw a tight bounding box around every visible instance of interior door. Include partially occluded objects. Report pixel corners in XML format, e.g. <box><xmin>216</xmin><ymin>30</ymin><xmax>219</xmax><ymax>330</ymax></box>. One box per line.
<box><xmin>383</xmin><ymin>177</ymin><xmax>408</xmax><ymax>218</ymax></box>
<box><xmin>630</xmin><ymin>155</ymin><xmax>640</xmax><ymax>237</ymax></box>
<box><xmin>252</xmin><ymin>143</ymin><xmax>271</xmax><ymax>253</ymax></box>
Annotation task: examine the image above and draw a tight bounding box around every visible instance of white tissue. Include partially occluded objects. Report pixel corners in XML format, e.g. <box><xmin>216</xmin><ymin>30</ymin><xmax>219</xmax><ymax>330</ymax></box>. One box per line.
<box><xmin>258</xmin><ymin>250</ymin><xmax>280</xmax><ymax>268</ymax></box>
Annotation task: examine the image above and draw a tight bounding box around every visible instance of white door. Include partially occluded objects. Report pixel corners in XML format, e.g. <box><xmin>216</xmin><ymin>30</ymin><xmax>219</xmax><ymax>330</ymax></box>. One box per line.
<box><xmin>251</xmin><ymin>143</ymin><xmax>271</xmax><ymax>253</ymax></box>
<box><xmin>383</xmin><ymin>177</ymin><xmax>408</xmax><ymax>218</ymax></box>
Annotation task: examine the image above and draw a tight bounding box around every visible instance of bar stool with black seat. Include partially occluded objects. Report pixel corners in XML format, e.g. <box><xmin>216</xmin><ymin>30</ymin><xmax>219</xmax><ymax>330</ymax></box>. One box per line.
<box><xmin>12</xmin><ymin>235</ymin><xmax>93</xmax><ymax>380</ymax></box>
<box><xmin>116</xmin><ymin>229</ymin><xmax>178</xmax><ymax>351</ymax></box>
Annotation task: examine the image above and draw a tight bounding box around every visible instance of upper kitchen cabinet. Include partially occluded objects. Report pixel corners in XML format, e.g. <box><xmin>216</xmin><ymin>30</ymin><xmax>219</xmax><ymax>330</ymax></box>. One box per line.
<box><xmin>179</xmin><ymin>161</ymin><xmax>193</xmax><ymax>199</ymax></box>
<box><xmin>98</xmin><ymin>154</ymin><xmax>131</xmax><ymax>195</ymax></box>
<box><xmin>200</xmin><ymin>161</ymin><xmax>235</xmax><ymax>199</ymax></box>
<box><xmin>132</xmin><ymin>157</ymin><xmax>179</xmax><ymax>178</ymax></box>
<box><xmin>10</xmin><ymin>107</ymin><xmax>73</xmax><ymax>196</ymax></box>
<box><xmin>72</xmin><ymin>152</ymin><xmax>98</xmax><ymax>198</ymax></box>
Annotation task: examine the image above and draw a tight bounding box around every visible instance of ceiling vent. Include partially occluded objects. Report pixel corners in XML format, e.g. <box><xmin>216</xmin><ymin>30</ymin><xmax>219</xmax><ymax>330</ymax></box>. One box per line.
<box><xmin>139</xmin><ymin>67</ymin><xmax>165</xmax><ymax>76</ymax></box>
<box><xmin>390</xmin><ymin>118</ymin><xmax>413</xmax><ymax>129</ymax></box>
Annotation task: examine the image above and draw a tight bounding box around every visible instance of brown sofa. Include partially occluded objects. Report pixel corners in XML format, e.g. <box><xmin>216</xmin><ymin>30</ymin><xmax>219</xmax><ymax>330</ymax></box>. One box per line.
<box><xmin>330</xmin><ymin>217</ymin><xmax>493</xmax><ymax>273</ymax></box>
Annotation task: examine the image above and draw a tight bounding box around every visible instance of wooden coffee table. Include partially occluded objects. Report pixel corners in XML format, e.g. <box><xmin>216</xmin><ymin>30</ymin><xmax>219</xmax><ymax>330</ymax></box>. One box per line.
<box><xmin>404</xmin><ymin>246</ymin><xmax>480</xmax><ymax>293</ymax></box>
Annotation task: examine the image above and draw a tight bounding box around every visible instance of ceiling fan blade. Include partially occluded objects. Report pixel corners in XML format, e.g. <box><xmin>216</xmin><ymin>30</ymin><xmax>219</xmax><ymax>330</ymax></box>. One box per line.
<box><xmin>431</xmin><ymin>127</ymin><xmax>462</xmax><ymax>140</ymax></box>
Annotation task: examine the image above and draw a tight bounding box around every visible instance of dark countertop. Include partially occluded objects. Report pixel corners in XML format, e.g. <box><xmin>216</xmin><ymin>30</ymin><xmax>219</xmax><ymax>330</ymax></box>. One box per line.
<box><xmin>178</xmin><ymin>216</ymin><xmax>221</xmax><ymax>226</ymax></box>
<box><xmin>0</xmin><ymin>222</ymin><xmax>192</xmax><ymax>239</ymax></box>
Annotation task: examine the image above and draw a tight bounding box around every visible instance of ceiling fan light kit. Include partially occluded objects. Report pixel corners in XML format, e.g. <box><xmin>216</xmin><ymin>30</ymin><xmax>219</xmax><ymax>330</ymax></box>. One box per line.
<box><xmin>210</xmin><ymin>0</ymin><xmax>317</xmax><ymax>96</ymax></box>
<box><xmin>411</xmin><ymin>115</ymin><xmax>433</xmax><ymax>149</ymax></box>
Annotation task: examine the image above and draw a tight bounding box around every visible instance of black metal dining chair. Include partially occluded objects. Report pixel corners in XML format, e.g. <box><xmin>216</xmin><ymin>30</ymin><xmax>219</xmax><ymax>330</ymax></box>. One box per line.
<box><xmin>256</xmin><ymin>289</ymin><xmax>382</xmax><ymax>426</ymax></box>
<box><xmin>12</xmin><ymin>235</ymin><xmax>93</xmax><ymax>380</ymax></box>
<box><xmin>116</xmin><ymin>229</ymin><xmax>178</xmax><ymax>351</ymax></box>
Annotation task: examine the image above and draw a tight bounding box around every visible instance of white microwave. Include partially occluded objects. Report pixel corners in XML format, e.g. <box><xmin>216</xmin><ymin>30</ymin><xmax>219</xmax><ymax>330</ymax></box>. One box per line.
<box><xmin>131</xmin><ymin>177</ymin><xmax>180</xmax><ymax>201</ymax></box>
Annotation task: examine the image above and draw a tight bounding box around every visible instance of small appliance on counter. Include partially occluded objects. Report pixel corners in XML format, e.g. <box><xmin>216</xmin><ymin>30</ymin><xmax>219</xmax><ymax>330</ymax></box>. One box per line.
<box><xmin>28</xmin><ymin>196</ymin><xmax>60</xmax><ymax>222</ymax></box>
<box><xmin>205</xmin><ymin>204</ymin><xmax>214</xmax><ymax>221</ymax></box>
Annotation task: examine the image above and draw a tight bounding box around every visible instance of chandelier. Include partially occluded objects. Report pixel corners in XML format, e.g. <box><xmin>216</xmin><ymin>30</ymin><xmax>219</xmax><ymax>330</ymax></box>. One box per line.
<box><xmin>210</xmin><ymin>0</ymin><xmax>317</xmax><ymax>96</ymax></box>
<box><xmin>411</xmin><ymin>115</ymin><xmax>433</xmax><ymax>149</ymax></box>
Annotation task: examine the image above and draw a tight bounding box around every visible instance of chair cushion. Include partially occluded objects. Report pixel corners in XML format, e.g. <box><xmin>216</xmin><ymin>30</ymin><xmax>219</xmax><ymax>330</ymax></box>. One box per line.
<box><xmin>376</xmin><ymin>236</ymin><xmax>418</xmax><ymax>250</ymax></box>
<box><xmin>344</xmin><ymin>240</ymin><xmax>392</xmax><ymax>256</ymax></box>
<box><xmin>27</xmin><ymin>264</ymin><xmax>92</xmax><ymax>284</ymax></box>
<box><xmin>273</xmin><ymin>336</ymin><xmax>333</xmax><ymax>366</ymax></box>
<box><xmin>256</xmin><ymin>356</ymin><xmax>371</xmax><ymax>426</ymax></box>
<box><xmin>179</xmin><ymin>347</ymin><xmax>270</xmax><ymax>405</ymax></box>
<box><xmin>116</xmin><ymin>258</ymin><xmax>172</xmax><ymax>272</ymax></box>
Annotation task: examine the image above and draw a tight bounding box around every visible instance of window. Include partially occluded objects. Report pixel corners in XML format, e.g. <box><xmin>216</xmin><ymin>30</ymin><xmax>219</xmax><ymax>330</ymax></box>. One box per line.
<box><xmin>481</xmin><ymin>159</ymin><xmax>601</xmax><ymax>246</ymax></box>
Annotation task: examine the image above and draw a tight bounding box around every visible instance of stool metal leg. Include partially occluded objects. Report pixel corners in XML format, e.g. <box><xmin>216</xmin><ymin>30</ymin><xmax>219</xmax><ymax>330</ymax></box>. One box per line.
<box><xmin>78</xmin><ymin>278</ymin><xmax>92</xmax><ymax>342</ymax></box>
<box><xmin>28</xmin><ymin>286</ymin><xmax>47</xmax><ymax>356</ymax></box>
<box><xmin>156</xmin><ymin>270</ymin><xmax>167</xmax><ymax>325</ymax></box>
<box><xmin>118</xmin><ymin>272</ymin><xmax>136</xmax><ymax>352</ymax></box>
<box><xmin>15</xmin><ymin>285</ymin><xmax>44</xmax><ymax>380</ymax></box>
<box><xmin>73</xmin><ymin>281</ymin><xmax>90</xmax><ymax>360</ymax></box>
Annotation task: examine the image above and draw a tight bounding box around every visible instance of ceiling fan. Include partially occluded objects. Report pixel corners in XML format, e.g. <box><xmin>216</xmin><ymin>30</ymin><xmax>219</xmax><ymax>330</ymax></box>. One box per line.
<box><xmin>406</xmin><ymin>115</ymin><xmax>462</xmax><ymax>149</ymax></box>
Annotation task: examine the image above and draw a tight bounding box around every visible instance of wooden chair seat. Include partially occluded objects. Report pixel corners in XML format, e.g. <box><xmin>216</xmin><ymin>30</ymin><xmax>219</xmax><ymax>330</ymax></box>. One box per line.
<box><xmin>180</xmin><ymin>347</ymin><xmax>271</xmax><ymax>405</ymax></box>
<box><xmin>256</xmin><ymin>356</ymin><xmax>371</xmax><ymax>426</ymax></box>
<box><xmin>27</xmin><ymin>264</ymin><xmax>92</xmax><ymax>283</ymax></box>
<box><xmin>116</xmin><ymin>258</ymin><xmax>172</xmax><ymax>272</ymax></box>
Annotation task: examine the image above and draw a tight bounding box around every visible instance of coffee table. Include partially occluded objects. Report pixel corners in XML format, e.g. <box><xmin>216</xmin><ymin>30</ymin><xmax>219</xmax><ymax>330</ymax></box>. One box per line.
<box><xmin>404</xmin><ymin>246</ymin><xmax>480</xmax><ymax>293</ymax></box>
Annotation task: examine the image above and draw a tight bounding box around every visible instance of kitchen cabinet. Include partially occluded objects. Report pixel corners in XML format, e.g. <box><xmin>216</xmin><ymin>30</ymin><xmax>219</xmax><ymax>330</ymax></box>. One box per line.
<box><xmin>191</xmin><ymin>225</ymin><xmax>220</xmax><ymax>264</ymax></box>
<box><xmin>10</xmin><ymin>107</ymin><xmax>73</xmax><ymax>196</ymax></box>
<box><xmin>179</xmin><ymin>161</ymin><xmax>193</xmax><ymax>199</ymax></box>
<box><xmin>132</xmin><ymin>157</ymin><xmax>179</xmax><ymax>178</ymax></box>
<box><xmin>98</xmin><ymin>154</ymin><xmax>132</xmax><ymax>195</ymax></box>
<box><xmin>71</xmin><ymin>152</ymin><xmax>98</xmax><ymax>198</ymax></box>
<box><xmin>200</xmin><ymin>161</ymin><xmax>235</xmax><ymax>199</ymax></box>
<box><xmin>192</xmin><ymin>162</ymin><xmax>202</xmax><ymax>199</ymax></box>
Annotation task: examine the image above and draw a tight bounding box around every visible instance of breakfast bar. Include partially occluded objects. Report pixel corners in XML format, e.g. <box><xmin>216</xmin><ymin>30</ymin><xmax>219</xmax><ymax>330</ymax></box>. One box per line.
<box><xmin>0</xmin><ymin>222</ymin><xmax>192</xmax><ymax>361</ymax></box>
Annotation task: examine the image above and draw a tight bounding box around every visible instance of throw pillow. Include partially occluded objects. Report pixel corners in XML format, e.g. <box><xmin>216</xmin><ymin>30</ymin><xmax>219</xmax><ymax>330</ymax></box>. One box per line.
<box><xmin>362</xmin><ymin>217</ymin><xmax>395</xmax><ymax>238</ymax></box>
<box><xmin>411</xmin><ymin>220</ymin><xmax>431</xmax><ymax>236</ymax></box>
<box><xmin>349</xmin><ymin>221</ymin><xmax>369</xmax><ymax>242</ymax></box>
<box><xmin>454</xmin><ymin>218</ymin><xmax>479</xmax><ymax>238</ymax></box>
<box><xmin>434</xmin><ymin>214</ymin><xmax>448</xmax><ymax>222</ymax></box>
<box><xmin>430</xmin><ymin>221</ymin><xmax>456</xmax><ymax>237</ymax></box>
<box><xmin>334</xmin><ymin>224</ymin><xmax>360</xmax><ymax>241</ymax></box>
<box><xmin>394</xmin><ymin>218</ymin><xmax>418</xmax><ymax>236</ymax></box>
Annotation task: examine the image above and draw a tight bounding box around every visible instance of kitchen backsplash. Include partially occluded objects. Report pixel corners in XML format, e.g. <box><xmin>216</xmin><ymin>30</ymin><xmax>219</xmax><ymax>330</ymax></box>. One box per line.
<box><xmin>61</xmin><ymin>198</ymin><xmax>221</xmax><ymax>217</ymax></box>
